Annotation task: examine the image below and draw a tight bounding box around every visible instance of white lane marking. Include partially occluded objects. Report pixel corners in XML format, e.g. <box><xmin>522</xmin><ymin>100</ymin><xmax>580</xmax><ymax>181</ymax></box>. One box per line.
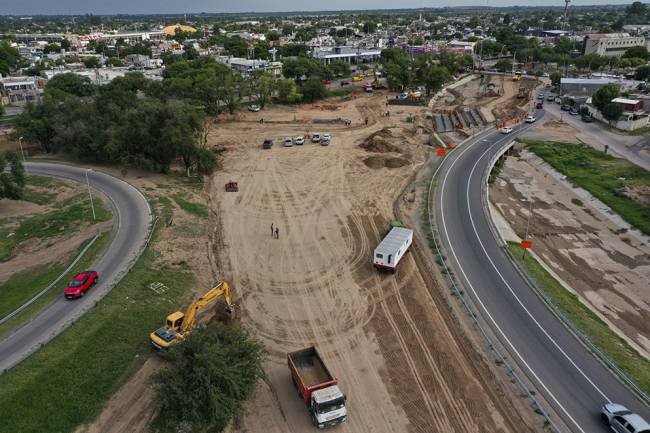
<box><xmin>437</xmin><ymin>127</ymin><xmax>591</xmax><ymax>433</ymax></box>
<box><xmin>466</xmin><ymin>139</ymin><xmax>612</xmax><ymax>402</ymax></box>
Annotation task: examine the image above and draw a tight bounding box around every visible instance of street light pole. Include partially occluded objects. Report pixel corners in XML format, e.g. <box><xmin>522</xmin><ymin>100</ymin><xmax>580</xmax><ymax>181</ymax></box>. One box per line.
<box><xmin>85</xmin><ymin>169</ymin><xmax>96</xmax><ymax>221</ymax></box>
<box><xmin>18</xmin><ymin>136</ymin><xmax>25</xmax><ymax>162</ymax></box>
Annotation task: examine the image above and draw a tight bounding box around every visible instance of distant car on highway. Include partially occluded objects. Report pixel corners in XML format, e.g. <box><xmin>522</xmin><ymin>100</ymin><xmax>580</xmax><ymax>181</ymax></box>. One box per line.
<box><xmin>525</xmin><ymin>115</ymin><xmax>536</xmax><ymax>123</ymax></box>
<box><xmin>248</xmin><ymin>104</ymin><xmax>261</xmax><ymax>112</ymax></box>
<box><xmin>500</xmin><ymin>127</ymin><xmax>513</xmax><ymax>134</ymax></box>
<box><xmin>601</xmin><ymin>403</ymin><xmax>650</xmax><ymax>433</ymax></box>
<box><xmin>295</xmin><ymin>136</ymin><xmax>305</xmax><ymax>145</ymax></box>
<box><xmin>64</xmin><ymin>271</ymin><xmax>98</xmax><ymax>299</ymax></box>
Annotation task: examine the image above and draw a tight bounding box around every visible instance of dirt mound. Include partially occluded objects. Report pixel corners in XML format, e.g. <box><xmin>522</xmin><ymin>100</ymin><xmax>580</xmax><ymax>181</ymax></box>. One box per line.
<box><xmin>360</xmin><ymin>128</ymin><xmax>400</xmax><ymax>153</ymax></box>
<box><xmin>363</xmin><ymin>156</ymin><xmax>410</xmax><ymax>169</ymax></box>
<box><xmin>624</xmin><ymin>184</ymin><xmax>650</xmax><ymax>205</ymax></box>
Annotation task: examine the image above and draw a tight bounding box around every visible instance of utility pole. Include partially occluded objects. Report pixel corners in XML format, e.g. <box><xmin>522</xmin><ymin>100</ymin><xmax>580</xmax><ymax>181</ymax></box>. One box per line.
<box><xmin>85</xmin><ymin>169</ymin><xmax>96</xmax><ymax>221</ymax></box>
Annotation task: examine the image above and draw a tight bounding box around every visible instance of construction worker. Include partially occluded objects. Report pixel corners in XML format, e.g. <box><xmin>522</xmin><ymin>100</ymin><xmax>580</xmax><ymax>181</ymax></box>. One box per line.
<box><xmin>275</xmin><ymin>227</ymin><xmax>279</xmax><ymax>239</ymax></box>
<box><xmin>271</xmin><ymin>223</ymin><xmax>274</xmax><ymax>237</ymax></box>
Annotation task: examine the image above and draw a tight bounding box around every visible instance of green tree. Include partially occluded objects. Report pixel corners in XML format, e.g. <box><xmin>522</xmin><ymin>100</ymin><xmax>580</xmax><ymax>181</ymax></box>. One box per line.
<box><xmin>0</xmin><ymin>150</ymin><xmax>26</xmax><ymax>200</ymax></box>
<box><xmin>362</xmin><ymin>21</ymin><xmax>377</xmax><ymax>34</ymax></box>
<box><xmin>249</xmin><ymin>71</ymin><xmax>276</xmax><ymax>108</ymax></box>
<box><xmin>623</xmin><ymin>45</ymin><xmax>649</xmax><ymax>60</ymax></box>
<box><xmin>601</xmin><ymin>102</ymin><xmax>624</xmax><ymax>126</ymax></box>
<box><xmin>0</xmin><ymin>41</ymin><xmax>20</xmax><ymax>76</ymax></box>
<box><xmin>224</xmin><ymin>36</ymin><xmax>249</xmax><ymax>57</ymax></box>
<box><xmin>277</xmin><ymin>79</ymin><xmax>302</xmax><ymax>103</ymax></box>
<box><xmin>550</xmin><ymin>71</ymin><xmax>562</xmax><ymax>86</ymax></box>
<box><xmin>14</xmin><ymin>97</ymin><xmax>60</xmax><ymax>153</ymax></box>
<box><xmin>83</xmin><ymin>56</ymin><xmax>100</xmax><ymax>68</ymax></box>
<box><xmin>43</xmin><ymin>43</ymin><xmax>61</xmax><ymax>54</ymax></box>
<box><xmin>592</xmin><ymin>83</ymin><xmax>619</xmax><ymax>112</ymax></box>
<box><xmin>46</xmin><ymin>73</ymin><xmax>95</xmax><ymax>97</ymax></box>
<box><xmin>421</xmin><ymin>65</ymin><xmax>451</xmax><ymax>96</ymax></box>
<box><xmin>300</xmin><ymin>78</ymin><xmax>326</xmax><ymax>102</ymax></box>
<box><xmin>328</xmin><ymin>59</ymin><xmax>351</xmax><ymax>77</ymax></box>
<box><xmin>635</xmin><ymin>65</ymin><xmax>650</xmax><ymax>80</ymax></box>
<box><xmin>152</xmin><ymin>325</ymin><xmax>264</xmax><ymax>432</ymax></box>
<box><xmin>495</xmin><ymin>59</ymin><xmax>513</xmax><ymax>73</ymax></box>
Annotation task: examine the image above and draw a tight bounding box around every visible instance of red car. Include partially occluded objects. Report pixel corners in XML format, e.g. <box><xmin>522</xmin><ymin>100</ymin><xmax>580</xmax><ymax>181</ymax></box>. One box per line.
<box><xmin>64</xmin><ymin>271</ymin><xmax>98</xmax><ymax>299</ymax></box>
<box><xmin>536</xmin><ymin>102</ymin><xmax>544</xmax><ymax>109</ymax></box>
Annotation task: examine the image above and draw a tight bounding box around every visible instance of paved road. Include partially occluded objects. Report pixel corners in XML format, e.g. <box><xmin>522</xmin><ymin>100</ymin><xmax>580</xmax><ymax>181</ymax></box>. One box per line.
<box><xmin>433</xmin><ymin>118</ymin><xmax>649</xmax><ymax>432</ymax></box>
<box><xmin>0</xmin><ymin>162</ymin><xmax>151</xmax><ymax>372</ymax></box>
<box><xmin>541</xmin><ymin>99</ymin><xmax>650</xmax><ymax>171</ymax></box>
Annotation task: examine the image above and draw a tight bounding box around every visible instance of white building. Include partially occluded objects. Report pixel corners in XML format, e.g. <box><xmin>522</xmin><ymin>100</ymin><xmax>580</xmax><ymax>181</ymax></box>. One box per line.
<box><xmin>583</xmin><ymin>33</ymin><xmax>645</xmax><ymax>57</ymax></box>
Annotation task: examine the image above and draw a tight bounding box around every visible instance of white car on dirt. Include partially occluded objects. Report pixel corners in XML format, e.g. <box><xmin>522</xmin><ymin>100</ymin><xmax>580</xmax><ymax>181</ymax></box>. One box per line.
<box><xmin>284</xmin><ymin>137</ymin><xmax>293</xmax><ymax>147</ymax></box>
<box><xmin>321</xmin><ymin>133</ymin><xmax>331</xmax><ymax>146</ymax></box>
<box><xmin>312</xmin><ymin>133</ymin><xmax>321</xmax><ymax>143</ymax></box>
<box><xmin>295</xmin><ymin>136</ymin><xmax>305</xmax><ymax>145</ymax></box>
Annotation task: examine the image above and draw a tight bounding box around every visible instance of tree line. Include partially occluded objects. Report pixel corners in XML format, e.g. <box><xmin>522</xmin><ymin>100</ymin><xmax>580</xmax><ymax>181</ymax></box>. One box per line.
<box><xmin>15</xmin><ymin>71</ymin><xmax>217</xmax><ymax>175</ymax></box>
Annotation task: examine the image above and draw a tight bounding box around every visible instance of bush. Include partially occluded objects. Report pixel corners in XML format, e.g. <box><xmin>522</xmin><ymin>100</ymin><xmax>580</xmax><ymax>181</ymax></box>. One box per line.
<box><xmin>152</xmin><ymin>324</ymin><xmax>265</xmax><ymax>433</ymax></box>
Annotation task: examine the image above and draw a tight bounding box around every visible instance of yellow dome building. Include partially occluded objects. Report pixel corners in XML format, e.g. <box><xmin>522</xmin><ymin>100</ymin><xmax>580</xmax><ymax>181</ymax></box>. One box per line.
<box><xmin>163</xmin><ymin>24</ymin><xmax>197</xmax><ymax>36</ymax></box>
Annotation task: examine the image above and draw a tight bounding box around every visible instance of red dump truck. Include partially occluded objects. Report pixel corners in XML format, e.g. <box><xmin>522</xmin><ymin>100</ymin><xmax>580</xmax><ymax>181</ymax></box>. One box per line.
<box><xmin>288</xmin><ymin>346</ymin><xmax>348</xmax><ymax>428</ymax></box>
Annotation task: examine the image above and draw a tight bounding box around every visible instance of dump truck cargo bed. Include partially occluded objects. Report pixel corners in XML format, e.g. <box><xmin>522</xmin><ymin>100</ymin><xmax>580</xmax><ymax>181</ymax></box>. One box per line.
<box><xmin>288</xmin><ymin>346</ymin><xmax>334</xmax><ymax>386</ymax></box>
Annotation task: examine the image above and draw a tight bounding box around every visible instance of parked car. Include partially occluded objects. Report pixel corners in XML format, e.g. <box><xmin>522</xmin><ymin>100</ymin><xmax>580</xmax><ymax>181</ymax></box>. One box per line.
<box><xmin>581</xmin><ymin>115</ymin><xmax>593</xmax><ymax>123</ymax></box>
<box><xmin>536</xmin><ymin>102</ymin><xmax>544</xmax><ymax>109</ymax></box>
<box><xmin>500</xmin><ymin>127</ymin><xmax>513</xmax><ymax>134</ymax></box>
<box><xmin>64</xmin><ymin>271</ymin><xmax>98</xmax><ymax>299</ymax></box>
<box><xmin>547</xmin><ymin>94</ymin><xmax>555</xmax><ymax>101</ymax></box>
<box><xmin>262</xmin><ymin>139</ymin><xmax>273</xmax><ymax>149</ymax></box>
<box><xmin>569</xmin><ymin>107</ymin><xmax>579</xmax><ymax>115</ymax></box>
<box><xmin>601</xmin><ymin>403</ymin><xmax>650</xmax><ymax>433</ymax></box>
<box><xmin>554</xmin><ymin>97</ymin><xmax>562</xmax><ymax>103</ymax></box>
<box><xmin>312</xmin><ymin>133</ymin><xmax>321</xmax><ymax>143</ymax></box>
<box><xmin>351</xmin><ymin>75</ymin><xmax>363</xmax><ymax>82</ymax></box>
<box><xmin>248</xmin><ymin>104</ymin><xmax>261</xmax><ymax>112</ymax></box>
<box><xmin>537</xmin><ymin>93</ymin><xmax>545</xmax><ymax>100</ymax></box>
<box><xmin>321</xmin><ymin>133</ymin><xmax>331</xmax><ymax>145</ymax></box>
<box><xmin>561</xmin><ymin>104</ymin><xmax>571</xmax><ymax>111</ymax></box>
<box><xmin>525</xmin><ymin>115</ymin><xmax>536</xmax><ymax>123</ymax></box>
<box><xmin>284</xmin><ymin>137</ymin><xmax>293</xmax><ymax>147</ymax></box>
<box><xmin>295</xmin><ymin>136</ymin><xmax>305</xmax><ymax>145</ymax></box>
<box><xmin>340</xmin><ymin>81</ymin><xmax>350</xmax><ymax>86</ymax></box>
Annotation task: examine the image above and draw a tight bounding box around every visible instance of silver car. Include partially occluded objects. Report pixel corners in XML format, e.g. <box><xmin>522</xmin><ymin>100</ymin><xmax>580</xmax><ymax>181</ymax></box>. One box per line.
<box><xmin>601</xmin><ymin>403</ymin><xmax>650</xmax><ymax>433</ymax></box>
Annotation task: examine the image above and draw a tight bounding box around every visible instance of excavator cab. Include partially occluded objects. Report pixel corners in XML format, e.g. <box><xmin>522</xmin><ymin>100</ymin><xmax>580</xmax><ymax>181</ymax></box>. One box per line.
<box><xmin>166</xmin><ymin>312</ymin><xmax>185</xmax><ymax>331</ymax></box>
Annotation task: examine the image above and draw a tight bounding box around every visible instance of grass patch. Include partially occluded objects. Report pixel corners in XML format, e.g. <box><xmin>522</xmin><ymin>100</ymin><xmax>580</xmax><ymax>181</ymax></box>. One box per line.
<box><xmin>0</xmin><ymin>231</ymin><xmax>112</xmax><ymax>326</ymax></box>
<box><xmin>626</xmin><ymin>126</ymin><xmax>650</xmax><ymax>136</ymax></box>
<box><xmin>521</xmin><ymin>140</ymin><xmax>650</xmax><ymax>236</ymax></box>
<box><xmin>20</xmin><ymin>175</ymin><xmax>63</xmax><ymax>205</ymax></box>
<box><xmin>507</xmin><ymin>241</ymin><xmax>650</xmax><ymax>395</ymax></box>
<box><xmin>172</xmin><ymin>195</ymin><xmax>208</xmax><ymax>218</ymax></box>
<box><xmin>0</xmin><ymin>197</ymin><xmax>111</xmax><ymax>262</ymax></box>
<box><xmin>0</xmin><ymin>235</ymin><xmax>190</xmax><ymax>433</ymax></box>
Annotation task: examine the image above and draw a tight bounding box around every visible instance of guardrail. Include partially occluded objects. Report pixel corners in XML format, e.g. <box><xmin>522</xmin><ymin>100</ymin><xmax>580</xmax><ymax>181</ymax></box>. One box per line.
<box><xmin>425</xmin><ymin>130</ymin><xmax>562</xmax><ymax>433</ymax></box>
<box><xmin>482</xmin><ymin>141</ymin><xmax>650</xmax><ymax>405</ymax></box>
<box><xmin>0</xmin><ymin>233</ymin><xmax>101</xmax><ymax>326</ymax></box>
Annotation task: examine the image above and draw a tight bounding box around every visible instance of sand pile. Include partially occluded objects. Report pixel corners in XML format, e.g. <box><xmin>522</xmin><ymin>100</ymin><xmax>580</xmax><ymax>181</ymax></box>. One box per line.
<box><xmin>360</xmin><ymin>128</ymin><xmax>400</xmax><ymax>153</ymax></box>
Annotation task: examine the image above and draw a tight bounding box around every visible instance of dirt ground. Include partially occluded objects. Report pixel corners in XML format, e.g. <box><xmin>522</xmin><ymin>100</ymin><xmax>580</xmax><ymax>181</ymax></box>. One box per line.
<box><xmin>433</xmin><ymin>74</ymin><xmax>538</xmax><ymax>124</ymax></box>
<box><xmin>490</xmin><ymin>150</ymin><xmax>650</xmax><ymax>358</ymax></box>
<box><xmin>80</xmin><ymin>91</ymin><xmax>541</xmax><ymax>433</ymax></box>
<box><xmin>205</xmin><ymin>92</ymin><xmax>534</xmax><ymax>433</ymax></box>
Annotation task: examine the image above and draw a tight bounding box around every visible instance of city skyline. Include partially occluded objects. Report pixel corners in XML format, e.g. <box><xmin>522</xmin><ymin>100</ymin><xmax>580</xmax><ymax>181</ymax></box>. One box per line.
<box><xmin>2</xmin><ymin>0</ymin><xmax>638</xmax><ymax>16</ymax></box>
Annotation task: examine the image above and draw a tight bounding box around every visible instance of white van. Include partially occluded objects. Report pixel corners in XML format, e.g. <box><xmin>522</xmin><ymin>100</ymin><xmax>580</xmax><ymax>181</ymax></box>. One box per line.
<box><xmin>312</xmin><ymin>133</ymin><xmax>321</xmax><ymax>143</ymax></box>
<box><xmin>373</xmin><ymin>227</ymin><xmax>413</xmax><ymax>273</ymax></box>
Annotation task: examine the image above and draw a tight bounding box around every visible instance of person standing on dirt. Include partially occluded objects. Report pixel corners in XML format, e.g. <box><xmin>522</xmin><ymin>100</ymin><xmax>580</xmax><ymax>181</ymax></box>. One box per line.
<box><xmin>271</xmin><ymin>223</ymin><xmax>274</xmax><ymax>237</ymax></box>
<box><xmin>365</xmin><ymin>117</ymin><xmax>369</xmax><ymax>125</ymax></box>
<box><xmin>275</xmin><ymin>227</ymin><xmax>279</xmax><ymax>239</ymax></box>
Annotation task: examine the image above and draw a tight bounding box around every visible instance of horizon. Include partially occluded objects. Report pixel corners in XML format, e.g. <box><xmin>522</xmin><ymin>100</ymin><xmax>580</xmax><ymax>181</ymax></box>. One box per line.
<box><xmin>1</xmin><ymin>0</ymin><xmax>640</xmax><ymax>16</ymax></box>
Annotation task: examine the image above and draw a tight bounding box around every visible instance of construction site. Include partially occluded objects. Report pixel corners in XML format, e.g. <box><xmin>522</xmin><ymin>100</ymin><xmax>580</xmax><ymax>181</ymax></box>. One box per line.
<box><xmin>75</xmin><ymin>80</ymin><xmax>549</xmax><ymax>433</ymax></box>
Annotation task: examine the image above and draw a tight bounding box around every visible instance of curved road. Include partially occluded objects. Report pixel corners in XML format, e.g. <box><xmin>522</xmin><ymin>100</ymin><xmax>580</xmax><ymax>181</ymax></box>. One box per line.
<box><xmin>433</xmin><ymin>118</ymin><xmax>649</xmax><ymax>432</ymax></box>
<box><xmin>0</xmin><ymin>162</ymin><xmax>151</xmax><ymax>372</ymax></box>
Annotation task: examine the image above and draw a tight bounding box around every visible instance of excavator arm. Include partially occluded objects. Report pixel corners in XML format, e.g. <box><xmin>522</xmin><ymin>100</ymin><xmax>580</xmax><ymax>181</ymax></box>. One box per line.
<box><xmin>180</xmin><ymin>281</ymin><xmax>233</xmax><ymax>331</ymax></box>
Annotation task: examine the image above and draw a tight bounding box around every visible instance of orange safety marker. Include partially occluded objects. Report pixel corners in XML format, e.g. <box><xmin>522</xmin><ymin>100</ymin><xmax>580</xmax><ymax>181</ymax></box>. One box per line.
<box><xmin>520</xmin><ymin>239</ymin><xmax>533</xmax><ymax>249</ymax></box>
<box><xmin>437</xmin><ymin>148</ymin><xmax>447</xmax><ymax>156</ymax></box>
<box><xmin>449</xmin><ymin>142</ymin><xmax>457</xmax><ymax>149</ymax></box>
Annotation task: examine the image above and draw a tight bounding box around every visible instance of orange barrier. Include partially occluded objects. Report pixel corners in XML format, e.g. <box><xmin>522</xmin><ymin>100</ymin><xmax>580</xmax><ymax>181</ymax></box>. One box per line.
<box><xmin>437</xmin><ymin>148</ymin><xmax>447</xmax><ymax>156</ymax></box>
<box><xmin>520</xmin><ymin>239</ymin><xmax>533</xmax><ymax>249</ymax></box>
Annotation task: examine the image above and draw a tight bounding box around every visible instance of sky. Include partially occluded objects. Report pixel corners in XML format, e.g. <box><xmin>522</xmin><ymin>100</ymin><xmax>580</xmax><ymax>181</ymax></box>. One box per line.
<box><xmin>2</xmin><ymin>0</ymin><xmax>637</xmax><ymax>15</ymax></box>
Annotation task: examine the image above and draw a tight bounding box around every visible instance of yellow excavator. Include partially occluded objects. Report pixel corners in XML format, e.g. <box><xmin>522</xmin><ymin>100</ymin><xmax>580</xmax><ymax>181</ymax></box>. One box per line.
<box><xmin>149</xmin><ymin>281</ymin><xmax>234</xmax><ymax>349</ymax></box>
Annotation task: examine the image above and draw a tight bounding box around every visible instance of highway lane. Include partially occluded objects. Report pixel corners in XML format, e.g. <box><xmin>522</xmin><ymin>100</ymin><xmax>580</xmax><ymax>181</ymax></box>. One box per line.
<box><xmin>433</xmin><ymin>119</ymin><xmax>649</xmax><ymax>432</ymax></box>
<box><xmin>0</xmin><ymin>162</ymin><xmax>151</xmax><ymax>372</ymax></box>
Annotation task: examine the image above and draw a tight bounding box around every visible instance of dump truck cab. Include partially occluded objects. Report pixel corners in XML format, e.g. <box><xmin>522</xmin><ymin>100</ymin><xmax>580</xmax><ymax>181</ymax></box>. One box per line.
<box><xmin>310</xmin><ymin>385</ymin><xmax>347</xmax><ymax>428</ymax></box>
